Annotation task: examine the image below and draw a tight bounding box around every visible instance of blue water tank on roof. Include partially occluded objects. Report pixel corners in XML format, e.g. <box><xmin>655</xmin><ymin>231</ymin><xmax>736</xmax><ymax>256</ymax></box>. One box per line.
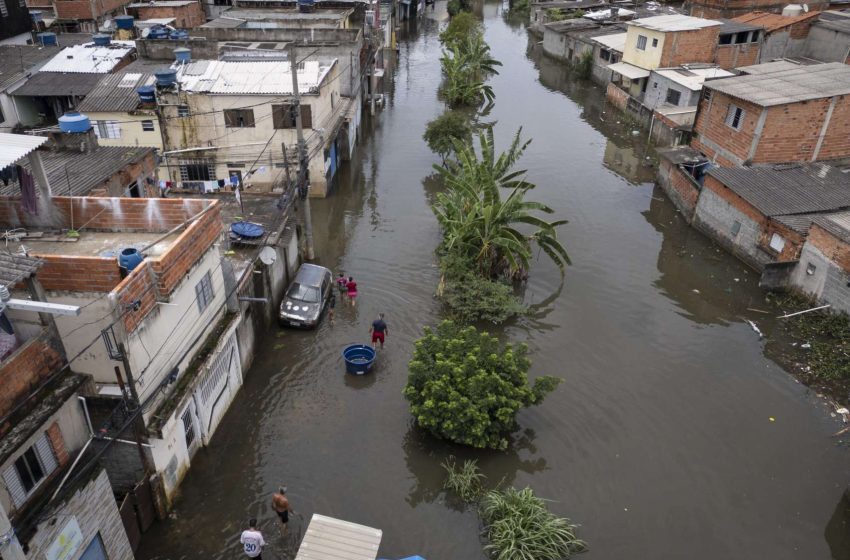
<box><xmin>148</xmin><ymin>26</ymin><xmax>170</xmax><ymax>39</ymax></box>
<box><xmin>155</xmin><ymin>69</ymin><xmax>177</xmax><ymax>87</ymax></box>
<box><xmin>137</xmin><ymin>85</ymin><xmax>156</xmax><ymax>103</ymax></box>
<box><xmin>58</xmin><ymin>111</ymin><xmax>91</xmax><ymax>133</ymax></box>
<box><xmin>115</xmin><ymin>15</ymin><xmax>134</xmax><ymax>29</ymax></box>
<box><xmin>37</xmin><ymin>31</ymin><xmax>57</xmax><ymax>46</ymax></box>
<box><xmin>174</xmin><ymin>47</ymin><xmax>191</xmax><ymax>63</ymax></box>
<box><xmin>92</xmin><ymin>33</ymin><xmax>111</xmax><ymax>46</ymax></box>
<box><xmin>169</xmin><ymin>29</ymin><xmax>189</xmax><ymax>40</ymax></box>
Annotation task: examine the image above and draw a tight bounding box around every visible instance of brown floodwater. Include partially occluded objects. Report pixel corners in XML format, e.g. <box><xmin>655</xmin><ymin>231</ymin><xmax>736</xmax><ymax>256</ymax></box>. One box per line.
<box><xmin>138</xmin><ymin>3</ymin><xmax>850</xmax><ymax>559</ymax></box>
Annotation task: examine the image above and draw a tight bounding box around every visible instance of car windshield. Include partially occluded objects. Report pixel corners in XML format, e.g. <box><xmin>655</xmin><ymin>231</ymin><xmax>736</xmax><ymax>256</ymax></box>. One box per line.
<box><xmin>286</xmin><ymin>282</ymin><xmax>320</xmax><ymax>303</ymax></box>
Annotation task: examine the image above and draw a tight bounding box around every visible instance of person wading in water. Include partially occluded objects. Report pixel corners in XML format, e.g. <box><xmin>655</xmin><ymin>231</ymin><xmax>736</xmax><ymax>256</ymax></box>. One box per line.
<box><xmin>272</xmin><ymin>487</ymin><xmax>293</xmax><ymax>536</ymax></box>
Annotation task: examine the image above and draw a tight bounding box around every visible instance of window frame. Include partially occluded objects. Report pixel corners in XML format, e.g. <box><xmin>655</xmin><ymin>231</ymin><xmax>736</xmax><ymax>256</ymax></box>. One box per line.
<box><xmin>223</xmin><ymin>108</ymin><xmax>255</xmax><ymax>128</ymax></box>
<box><xmin>725</xmin><ymin>104</ymin><xmax>745</xmax><ymax>130</ymax></box>
<box><xmin>272</xmin><ymin>103</ymin><xmax>312</xmax><ymax>129</ymax></box>
<box><xmin>2</xmin><ymin>432</ymin><xmax>59</xmax><ymax>508</ymax></box>
<box><xmin>768</xmin><ymin>232</ymin><xmax>786</xmax><ymax>253</ymax></box>
<box><xmin>651</xmin><ymin>37</ymin><xmax>658</xmax><ymax>47</ymax></box>
<box><xmin>141</xmin><ymin>120</ymin><xmax>155</xmax><ymax>131</ymax></box>
<box><xmin>665</xmin><ymin>88</ymin><xmax>682</xmax><ymax>106</ymax></box>
<box><xmin>177</xmin><ymin>105</ymin><xmax>190</xmax><ymax>117</ymax></box>
<box><xmin>195</xmin><ymin>270</ymin><xmax>215</xmax><ymax>313</ymax></box>
<box><xmin>92</xmin><ymin>120</ymin><xmax>121</xmax><ymax>139</ymax></box>
<box><xmin>636</xmin><ymin>34</ymin><xmax>647</xmax><ymax>50</ymax></box>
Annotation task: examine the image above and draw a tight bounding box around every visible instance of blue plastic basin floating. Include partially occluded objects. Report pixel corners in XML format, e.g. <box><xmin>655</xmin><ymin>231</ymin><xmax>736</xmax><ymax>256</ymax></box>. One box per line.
<box><xmin>231</xmin><ymin>221</ymin><xmax>265</xmax><ymax>239</ymax></box>
<box><xmin>343</xmin><ymin>344</ymin><xmax>376</xmax><ymax>375</ymax></box>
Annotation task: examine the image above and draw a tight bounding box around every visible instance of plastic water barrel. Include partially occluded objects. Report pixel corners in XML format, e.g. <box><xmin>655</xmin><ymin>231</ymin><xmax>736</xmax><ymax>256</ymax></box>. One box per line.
<box><xmin>137</xmin><ymin>85</ymin><xmax>156</xmax><ymax>103</ymax></box>
<box><xmin>92</xmin><ymin>33</ymin><xmax>111</xmax><ymax>46</ymax></box>
<box><xmin>155</xmin><ymin>69</ymin><xmax>177</xmax><ymax>87</ymax></box>
<box><xmin>37</xmin><ymin>31</ymin><xmax>57</xmax><ymax>46</ymax></box>
<box><xmin>174</xmin><ymin>47</ymin><xmax>191</xmax><ymax>63</ymax></box>
<box><xmin>58</xmin><ymin>111</ymin><xmax>91</xmax><ymax>133</ymax></box>
<box><xmin>115</xmin><ymin>15</ymin><xmax>134</xmax><ymax>29</ymax></box>
<box><xmin>169</xmin><ymin>29</ymin><xmax>189</xmax><ymax>41</ymax></box>
<box><xmin>148</xmin><ymin>26</ymin><xmax>170</xmax><ymax>39</ymax></box>
<box><xmin>118</xmin><ymin>248</ymin><xmax>144</xmax><ymax>272</ymax></box>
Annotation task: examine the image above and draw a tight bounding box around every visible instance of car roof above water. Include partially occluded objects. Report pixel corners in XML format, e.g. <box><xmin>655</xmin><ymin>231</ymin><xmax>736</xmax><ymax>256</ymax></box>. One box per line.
<box><xmin>293</xmin><ymin>263</ymin><xmax>330</xmax><ymax>286</ymax></box>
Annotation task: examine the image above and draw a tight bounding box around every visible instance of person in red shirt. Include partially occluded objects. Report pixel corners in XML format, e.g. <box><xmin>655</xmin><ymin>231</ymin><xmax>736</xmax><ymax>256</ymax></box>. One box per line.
<box><xmin>346</xmin><ymin>276</ymin><xmax>357</xmax><ymax>307</ymax></box>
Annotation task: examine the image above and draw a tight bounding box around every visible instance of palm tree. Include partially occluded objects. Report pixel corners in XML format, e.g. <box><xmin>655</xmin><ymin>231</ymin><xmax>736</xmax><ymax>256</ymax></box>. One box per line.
<box><xmin>440</xmin><ymin>44</ymin><xmax>498</xmax><ymax>108</ymax></box>
<box><xmin>459</xmin><ymin>34</ymin><xmax>502</xmax><ymax>81</ymax></box>
<box><xmin>433</xmin><ymin>128</ymin><xmax>570</xmax><ymax>278</ymax></box>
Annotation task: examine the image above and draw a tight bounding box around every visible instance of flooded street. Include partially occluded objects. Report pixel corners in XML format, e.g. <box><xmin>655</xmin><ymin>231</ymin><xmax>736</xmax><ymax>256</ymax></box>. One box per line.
<box><xmin>139</xmin><ymin>3</ymin><xmax>850</xmax><ymax>559</ymax></box>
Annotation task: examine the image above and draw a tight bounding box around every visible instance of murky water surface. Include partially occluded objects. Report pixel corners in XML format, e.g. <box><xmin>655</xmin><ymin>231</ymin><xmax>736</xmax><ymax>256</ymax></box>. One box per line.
<box><xmin>139</xmin><ymin>4</ymin><xmax>850</xmax><ymax>559</ymax></box>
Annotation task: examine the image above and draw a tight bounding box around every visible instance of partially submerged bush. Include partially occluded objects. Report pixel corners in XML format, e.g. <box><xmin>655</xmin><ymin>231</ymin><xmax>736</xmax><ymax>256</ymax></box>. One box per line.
<box><xmin>442</xmin><ymin>456</ymin><xmax>486</xmax><ymax>502</ymax></box>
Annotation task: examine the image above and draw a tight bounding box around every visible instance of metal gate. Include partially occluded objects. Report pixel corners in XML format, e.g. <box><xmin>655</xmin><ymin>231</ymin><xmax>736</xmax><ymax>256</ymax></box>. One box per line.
<box><xmin>194</xmin><ymin>332</ymin><xmax>240</xmax><ymax>442</ymax></box>
<box><xmin>118</xmin><ymin>477</ymin><xmax>156</xmax><ymax>553</ymax></box>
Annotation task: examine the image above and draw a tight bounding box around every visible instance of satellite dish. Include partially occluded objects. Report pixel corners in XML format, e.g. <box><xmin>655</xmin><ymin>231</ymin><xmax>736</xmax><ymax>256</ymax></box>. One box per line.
<box><xmin>259</xmin><ymin>246</ymin><xmax>277</xmax><ymax>266</ymax></box>
<box><xmin>803</xmin><ymin>3</ymin><xmax>809</xmax><ymax>11</ymax></box>
<box><xmin>141</xmin><ymin>27</ymin><xmax>151</xmax><ymax>38</ymax></box>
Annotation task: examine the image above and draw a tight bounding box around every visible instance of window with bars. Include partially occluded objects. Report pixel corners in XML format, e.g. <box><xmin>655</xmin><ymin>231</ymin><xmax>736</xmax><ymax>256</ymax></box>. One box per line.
<box><xmin>2</xmin><ymin>432</ymin><xmax>58</xmax><ymax>508</ymax></box>
<box><xmin>0</xmin><ymin>1</ymin><xmax>9</xmax><ymax>17</ymax></box>
<box><xmin>725</xmin><ymin>104</ymin><xmax>745</xmax><ymax>130</ymax></box>
<box><xmin>181</xmin><ymin>408</ymin><xmax>196</xmax><ymax>447</ymax></box>
<box><xmin>141</xmin><ymin>120</ymin><xmax>155</xmax><ymax>131</ymax></box>
<box><xmin>179</xmin><ymin>160</ymin><xmax>214</xmax><ymax>181</ymax></box>
<box><xmin>91</xmin><ymin>120</ymin><xmax>121</xmax><ymax>139</ymax></box>
<box><xmin>223</xmin><ymin>108</ymin><xmax>255</xmax><ymax>128</ymax></box>
<box><xmin>272</xmin><ymin>104</ymin><xmax>312</xmax><ymax>129</ymax></box>
<box><xmin>195</xmin><ymin>270</ymin><xmax>214</xmax><ymax>313</ymax></box>
<box><xmin>177</xmin><ymin>105</ymin><xmax>190</xmax><ymax>117</ymax></box>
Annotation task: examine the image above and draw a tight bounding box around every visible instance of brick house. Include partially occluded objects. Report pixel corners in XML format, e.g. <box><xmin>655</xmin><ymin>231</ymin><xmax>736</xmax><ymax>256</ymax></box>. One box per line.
<box><xmin>126</xmin><ymin>0</ymin><xmax>206</xmax><ymax>29</ymax></box>
<box><xmin>714</xmin><ymin>19</ymin><xmax>762</xmax><ymax>70</ymax></box>
<box><xmin>731</xmin><ymin>11</ymin><xmax>819</xmax><ymax>63</ymax></box>
<box><xmin>685</xmin><ymin>0</ymin><xmax>826</xmax><ymax>19</ymax></box>
<box><xmin>791</xmin><ymin>212</ymin><xmax>850</xmax><ymax>314</ymax></box>
<box><xmin>0</xmin><ymin>253</ymin><xmax>134</xmax><ymax>560</ymax></box>
<box><xmin>608</xmin><ymin>15</ymin><xmax>721</xmax><ymax>104</ymax></box>
<box><xmin>691</xmin><ymin>62</ymin><xmax>850</xmax><ymax>167</ymax></box>
<box><xmin>0</xmin><ymin>194</ymin><xmax>244</xmax><ymax>510</ymax></box>
<box><xmin>54</xmin><ymin>0</ymin><xmax>141</xmax><ymax>31</ymax></box>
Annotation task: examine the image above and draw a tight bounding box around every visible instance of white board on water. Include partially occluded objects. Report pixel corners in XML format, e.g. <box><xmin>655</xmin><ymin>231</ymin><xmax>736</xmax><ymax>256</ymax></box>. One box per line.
<box><xmin>295</xmin><ymin>514</ymin><xmax>382</xmax><ymax>560</ymax></box>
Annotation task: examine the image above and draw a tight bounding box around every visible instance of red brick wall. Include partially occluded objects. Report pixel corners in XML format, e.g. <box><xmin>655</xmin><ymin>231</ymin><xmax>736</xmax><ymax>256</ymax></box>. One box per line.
<box><xmin>659</xmin><ymin>159</ymin><xmax>701</xmax><ymax>217</ymax></box>
<box><xmin>660</xmin><ymin>27</ymin><xmax>720</xmax><ymax>67</ymax></box>
<box><xmin>714</xmin><ymin>43</ymin><xmax>759</xmax><ymax>71</ymax></box>
<box><xmin>816</xmin><ymin>96</ymin><xmax>850</xmax><ymax>161</ymax></box>
<box><xmin>34</xmin><ymin>255</ymin><xmax>123</xmax><ymax>293</ymax></box>
<box><xmin>606</xmin><ymin>82</ymin><xmax>629</xmax><ymax>111</ymax></box>
<box><xmin>130</xmin><ymin>2</ymin><xmax>205</xmax><ymax>28</ymax></box>
<box><xmin>46</xmin><ymin>421</ymin><xmax>69</xmax><ymax>466</ymax></box>
<box><xmin>55</xmin><ymin>0</ymin><xmax>134</xmax><ymax>19</ymax></box>
<box><xmin>150</xmin><ymin>203</ymin><xmax>221</xmax><ymax>296</ymax></box>
<box><xmin>692</xmin><ymin>92</ymin><xmax>763</xmax><ymax>165</ymax></box>
<box><xmin>114</xmin><ymin>261</ymin><xmax>158</xmax><ymax>333</ymax></box>
<box><xmin>751</xmin><ymin>101</ymin><xmax>829</xmax><ymax>163</ymax></box>
<box><xmin>808</xmin><ymin>224</ymin><xmax>850</xmax><ymax>272</ymax></box>
<box><xmin>702</xmin><ymin>174</ymin><xmax>804</xmax><ymax>260</ymax></box>
<box><xmin>0</xmin><ymin>335</ymin><xmax>64</xmax><ymax>420</ymax></box>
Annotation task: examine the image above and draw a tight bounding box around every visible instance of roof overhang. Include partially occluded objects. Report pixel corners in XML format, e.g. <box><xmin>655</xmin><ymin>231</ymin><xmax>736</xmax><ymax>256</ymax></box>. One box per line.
<box><xmin>0</xmin><ymin>133</ymin><xmax>48</xmax><ymax>170</ymax></box>
<box><xmin>608</xmin><ymin>61</ymin><xmax>650</xmax><ymax>80</ymax></box>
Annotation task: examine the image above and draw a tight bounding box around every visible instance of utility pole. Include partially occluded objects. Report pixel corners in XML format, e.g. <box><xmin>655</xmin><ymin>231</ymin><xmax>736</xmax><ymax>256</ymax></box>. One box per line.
<box><xmin>289</xmin><ymin>44</ymin><xmax>316</xmax><ymax>260</ymax></box>
<box><xmin>116</xmin><ymin>342</ymin><xmax>154</xmax><ymax>474</ymax></box>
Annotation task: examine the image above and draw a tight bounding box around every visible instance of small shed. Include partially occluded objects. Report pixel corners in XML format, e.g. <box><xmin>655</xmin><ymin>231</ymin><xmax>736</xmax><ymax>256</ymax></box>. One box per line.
<box><xmin>295</xmin><ymin>514</ymin><xmax>382</xmax><ymax>560</ymax></box>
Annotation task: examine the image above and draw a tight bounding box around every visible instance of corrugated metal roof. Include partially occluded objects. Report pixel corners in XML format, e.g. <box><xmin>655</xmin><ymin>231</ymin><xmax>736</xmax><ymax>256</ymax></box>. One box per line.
<box><xmin>177</xmin><ymin>59</ymin><xmax>336</xmax><ymax>95</ymax></box>
<box><xmin>0</xmin><ymin>45</ymin><xmax>64</xmax><ymax>92</ymax></box>
<box><xmin>735</xmin><ymin>59</ymin><xmax>810</xmax><ymax>75</ymax></box>
<box><xmin>608</xmin><ymin>61</ymin><xmax>650</xmax><ymax>79</ymax></box>
<box><xmin>592</xmin><ymin>32</ymin><xmax>628</xmax><ymax>52</ymax></box>
<box><xmin>127</xmin><ymin>0</ymin><xmax>196</xmax><ymax>6</ymax></box>
<box><xmin>10</xmin><ymin>71</ymin><xmax>103</xmax><ymax>97</ymax></box>
<box><xmin>0</xmin><ymin>252</ymin><xmax>43</xmax><ymax>286</ymax></box>
<box><xmin>813</xmin><ymin>11</ymin><xmax>850</xmax><ymax>33</ymax></box>
<box><xmin>78</xmin><ymin>73</ymin><xmax>156</xmax><ymax>112</ymax></box>
<box><xmin>39</xmin><ymin>41</ymin><xmax>136</xmax><ymax>74</ymax></box>
<box><xmin>704</xmin><ymin>62</ymin><xmax>850</xmax><ymax>106</ymax></box>
<box><xmin>295</xmin><ymin>514</ymin><xmax>382</xmax><ymax>560</ymax></box>
<box><xmin>708</xmin><ymin>163</ymin><xmax>850</xmax><ymax>216</ymax></box>
<box><xmin>731</xmin><ymin>10</ymin><xmax>819</xmax><ymax>32</ymax></box>
<box><xmin>653</xmin><ymin>65</ymin><xmax>734</xmax><ymax>91</ymax></box>
<box><xmin>717</xmin><ymin>18</ymin><xmax>762</xmax><ymax>34</ymax></box>
<box><xmin>629</xmin><ymin>14</ymin><xmax>722</xmax><ymax>32</ymax></box>
<box><xmin>584</xmin><ymin>7</ymin><xmax>635</xmax><ymax>20</ymax></box>
<box><xmin>773</xmin><ymin>212</ymin><xmax>819</xmax><ymax>234</ymax></box>
<box><xmin>0</xmin><ymin>133</ymin><xmax>49</xmax><ymax>170</ymax></box>
<box><xmin>0</xmin><ymin>146</ymin><xmax>154</xmax><ymax>197</ymax></box>
<box><xmin>814</xmin><ymin>210</ymin><xmax>850</xmax><ymax>243</ymax></box>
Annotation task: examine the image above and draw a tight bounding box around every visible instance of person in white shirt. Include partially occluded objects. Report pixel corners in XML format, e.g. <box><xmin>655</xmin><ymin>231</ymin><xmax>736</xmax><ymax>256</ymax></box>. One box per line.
<box><xmin>240</xmin><ymin>519</ymin><xmax>265</xmax><ymax>559</ymax></box>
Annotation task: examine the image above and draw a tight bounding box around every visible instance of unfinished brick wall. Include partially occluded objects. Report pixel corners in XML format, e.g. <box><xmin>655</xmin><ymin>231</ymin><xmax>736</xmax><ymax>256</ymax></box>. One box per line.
<box><xmin>46</xmin><ymin>421</ymin><xmax>70</xmax><ymax>466</ymax></box>
<box><xmin>150</xmin><ymin>204</ymin><xmax>221</xmax><ymax>296</ymax></box>
<box><xmin>657</xmin><ymin>158</ymin><xmax>701</xmax><ymax>219</ymax></box>
<box><xmin>40</xmin><ymin>197</ymin><xmax>210</xmax><ymax>232</ymax></box>
<box><xmin>129</xmin><ymin>2</ymin><xmax>205</xmax><ymax>28</ymax></box>
<box><xmin>606</xmin><ymin>82</ymin><xmax>629</xmax><ymax>111</ymax></box>
<box><xmin>0</xmin><ymin>334</ymin><xmax>64</xmax><ymax>420</ymax></box>
<box><xmin>692</xmin><ymin>92</ymin><xmax>763</xmax><ymax>165</ymax></box>
<box><xmin>808</xmin><ymin>224</ymin><xmax>850</xmax><ymax>272</ymax></box>
<box><xmin>659</xmin><ymin>27</ymin><xmax>720</xmax><ymax>67</ymax></box>
<box><xmin>750</xmin><ymin>100</ymin><xmax>831</xmax><ymax>163</ymax></box>
<box><xmin>35</xmin><ymin>255</ymin><xmax>123</xmax><ymax>293</ymax></box>
<box><xmin>816</xmin><ymin>96</ymin><xmax>850</xmax><ymax>161</ymax></box>
<box><xmin>114</xmin><ymin>261</ymin><xmax>158</xmax><ymax>333</ymax></box>
<box><xmin>714</xmin><ymin>43</ymin><xmax>759</xmax><ymax>71</ymax></box>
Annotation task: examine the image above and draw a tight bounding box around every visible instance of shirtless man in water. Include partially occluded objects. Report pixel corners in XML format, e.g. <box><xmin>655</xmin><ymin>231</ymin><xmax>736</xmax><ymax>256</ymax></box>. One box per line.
<box><xmin>271</xmin><ymin>487</ymin><xmax>293</xmax><ymax>536</ymax></box>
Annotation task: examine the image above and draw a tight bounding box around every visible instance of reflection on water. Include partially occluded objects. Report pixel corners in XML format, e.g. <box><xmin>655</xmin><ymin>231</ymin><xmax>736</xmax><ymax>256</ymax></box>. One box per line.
<box><xmin>826</xmin><ymin>491</ymin><xmax>850</xmax><ymax>560</ymax></box>
<box><xmin>138</xmin><ymin>3</ymin><xmax>850</xmax><ymax>560</ymax></box>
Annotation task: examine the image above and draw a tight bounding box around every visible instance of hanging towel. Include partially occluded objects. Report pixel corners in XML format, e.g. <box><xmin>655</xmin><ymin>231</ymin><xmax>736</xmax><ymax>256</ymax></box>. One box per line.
<box><xmin>218</xmin><ymin>179</ymin><xmax>226</xmax><ymax>188</ymax></box>
<box><xmin>19</xmin><ymin>166</ymin><xmax>37</xmax><ymax>215</ymax></box>
<box><xmin>0</xmin><ymin>165</ymin><xmax>18</xmax><ymax>186</ymax></box>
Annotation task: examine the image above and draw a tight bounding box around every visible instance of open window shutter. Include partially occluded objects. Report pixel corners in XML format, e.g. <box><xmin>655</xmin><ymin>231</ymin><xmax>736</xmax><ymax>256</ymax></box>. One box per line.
<box><xmin>301</xmin><ymin>105</ymin><xmax>312</xmax><ymax>129</ymax></box>
<box><xmin>272</xmin><ymin>105</ymin><xmax>284</xmax><ymax>129</ymax></box>
<box><xmin>2</xmin><ymin>465</ymin><xmax>26</xmax><ymax>507</ymax></box>
<box><xmin>35</xmin><ymin>432</ymin><xmax>58</xmax><ymax>474</ymax></box>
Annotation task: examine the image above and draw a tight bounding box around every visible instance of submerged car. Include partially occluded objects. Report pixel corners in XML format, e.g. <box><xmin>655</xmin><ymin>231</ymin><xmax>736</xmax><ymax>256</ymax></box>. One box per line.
<box><xmin>279</xmin><ymin>263</ymin><xmax>332</xmax><ymax>328</ymax></box>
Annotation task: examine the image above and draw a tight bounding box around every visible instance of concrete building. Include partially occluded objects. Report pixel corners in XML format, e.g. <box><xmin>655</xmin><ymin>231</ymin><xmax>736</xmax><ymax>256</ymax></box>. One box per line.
<box><xmin>802</xmin><ymin>10</ymin><xmax>850</xmax><ymax>63</ymax></box>
<box><xmin>158</xmin><ymin>58</ymin><xmax>349</xmax><ymax>196</ymax></box>
<box><xmin>691</xmin><ymin>62</ymin><xmax>850</xmax><ymax>166</ymax></box>
<box><xmin>10</xmin><ymin>40</ymin><xmax>137</xmax><ymax>123</ymax></box>
<box><xmin>714</xmin><ymin>18</ymin><xmax>762</xmax><ymax>70</ymax></box>
<box><xmin>731</xmin><ymin>10</ymin><xmax>819</xmax><ymax>63</ymax></box>
<box><xmin>645</xmin><ymin>64</ymin><xmax>733</xmax><ymax>111</ymax></box>
<box><xmin>791</xmin><ymin>212</ymin><xmax>850</xmax><ymax>314</ymax></box>
<box><xmin>202</xmin><ymin>6</ymin><xmax>356</xmax><ymax>29</ymax></box>
<box><xmin>126</xmin><ymin>0</ymin><xmax>206</xmax><ymax>29</ymax></box>
<box><xmin>0</xmin><ymin>250</ymin><xmax>134</xmax><ymax>560</ymax></box>
<box><xmin>541</xmin><ymin>19</ymin><xmax>604</xmax><ymax>63</ymax></box>
<box><xmin>608</xmin><ymin>15</ymin><xmax>722</xmax><ymax>100</ymax></box>
<box><xmin>685</xmin><ymin>0</ymin><xmax>827</xmax><ymax>19</ymax></box>
<box><xmin>529</xmin><ymin>0</ymin><xmax>609</xmax><ymax>36</ymax></box>
<box><xmin>590</xmin><ymin>31</ymin><xmax>627</xmax><ymax>84</ymax></box>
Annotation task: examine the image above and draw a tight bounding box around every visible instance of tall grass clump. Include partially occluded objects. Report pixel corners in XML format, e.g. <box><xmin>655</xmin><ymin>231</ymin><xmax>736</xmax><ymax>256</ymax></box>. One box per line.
<box><xmin>442</xmin><ymin>456</ymin><xmax>486</xmax><ymax>502</ymax></box>
<box><xmin>480</xmin><ymin>487</ymin><xmax>587</xmax><ymax>560</ymax></box>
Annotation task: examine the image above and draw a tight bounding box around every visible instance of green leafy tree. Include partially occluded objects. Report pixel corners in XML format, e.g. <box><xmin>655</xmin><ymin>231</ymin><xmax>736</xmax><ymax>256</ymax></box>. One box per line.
<box><xmin>403</xmin><ymin>320</ymin><xmax>560</xmax><ymax>450</ymax></box>
<box><xmin>575</xmin><ymin>49</ymin><xmax>593</xmax><ymax>80</ymax></box>
<box><xmin>437</xmin><ymin>253</ymin><xmax>526</xmax><ymax>323</ymax></box>
<box><xmin>433</xmin><ymin>128</ymin><xmax>570</xmax><ymax>278</ymax></box>
<box><xmin>440</xmin><ymin>11</ymin><xmax>480</xmax><ymax>48</ymax></box>
<box><xmin>440</xmin><ymin>45</ymin><xmax>496</xmax><ymax>107</ymax></box>
<box><xmin>423</xmin><ymin>111</ymin><xmax>473</xmax><ymax>164</ymax></box>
